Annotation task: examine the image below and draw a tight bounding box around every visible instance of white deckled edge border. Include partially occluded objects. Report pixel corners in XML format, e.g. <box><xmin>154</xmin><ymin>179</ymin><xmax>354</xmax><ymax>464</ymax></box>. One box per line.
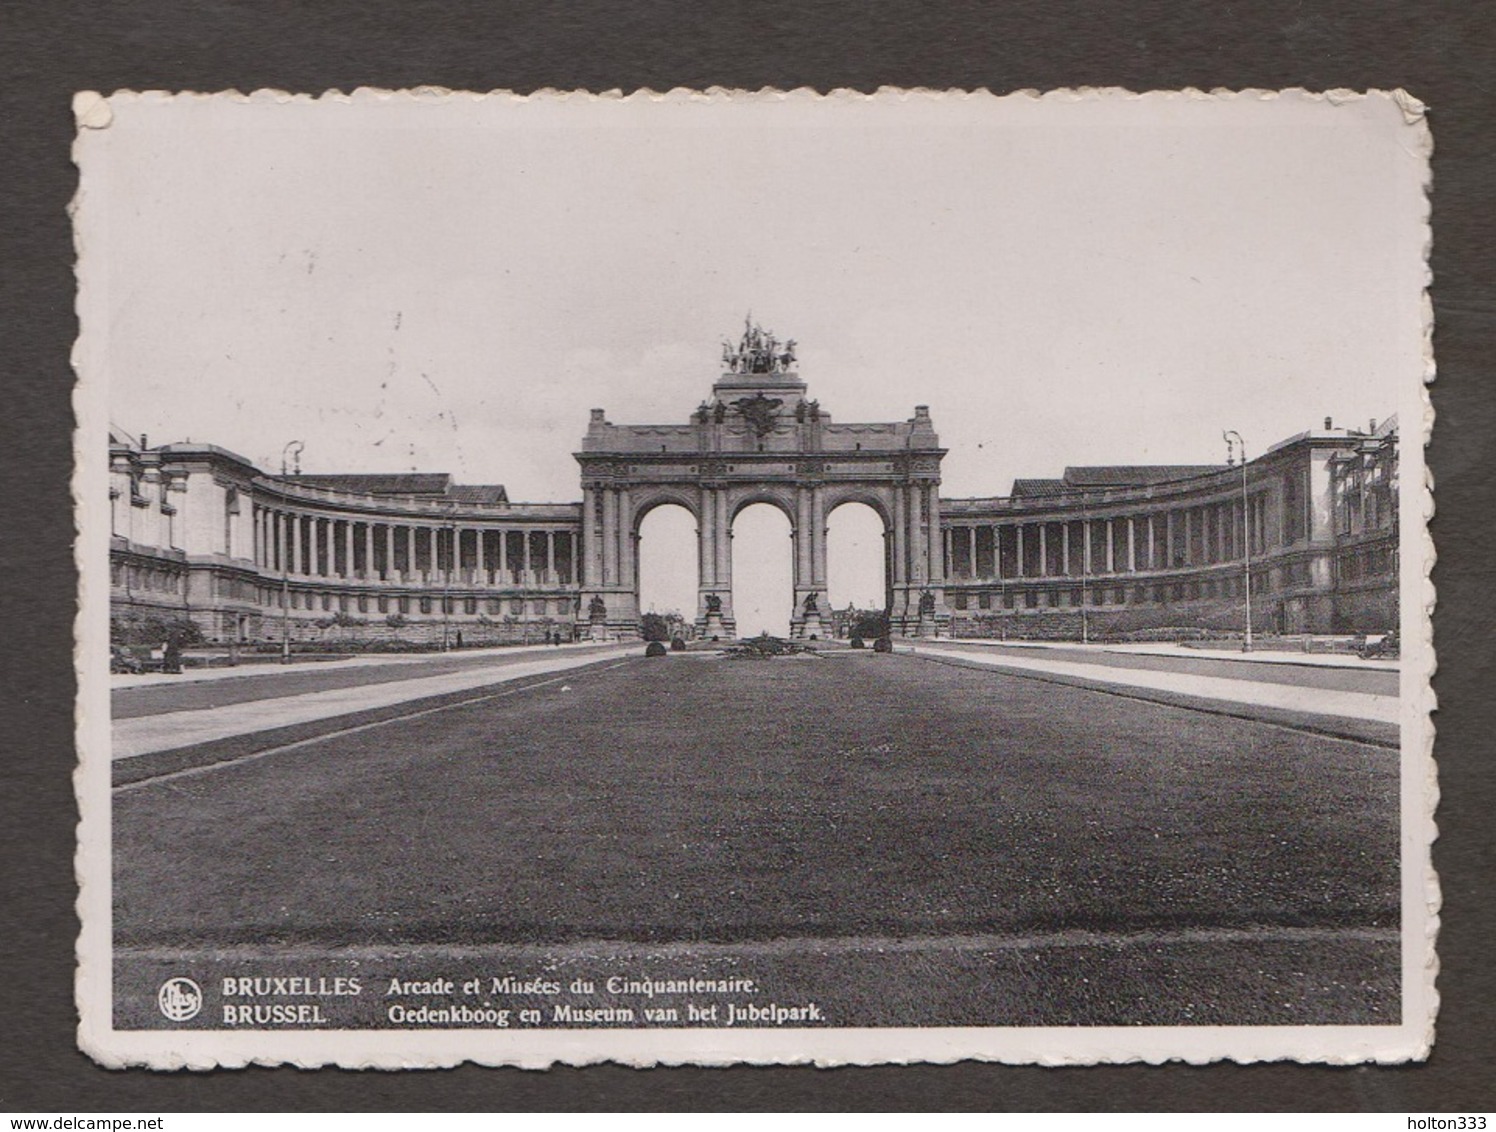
<box><xmin>70</xmin><ymin>86</ymin><xmax>1438</xmax><ymax>1071</ymax></box>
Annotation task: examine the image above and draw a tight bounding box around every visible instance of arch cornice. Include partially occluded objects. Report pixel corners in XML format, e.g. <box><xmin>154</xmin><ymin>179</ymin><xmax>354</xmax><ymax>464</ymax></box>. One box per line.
<box><xmin>626</xmin><ymin>487</ymin><xmax>702</xmax><ymax>531</ymax></box>
<box><xmin>726</xmin><ymin>486</ymin><xmax>798</xmax><ymax>526</ymax></box>
<box><xmin>821</xmin><ymin>484</ymin><xmax>896</xmax><ymax>529</ymax></box>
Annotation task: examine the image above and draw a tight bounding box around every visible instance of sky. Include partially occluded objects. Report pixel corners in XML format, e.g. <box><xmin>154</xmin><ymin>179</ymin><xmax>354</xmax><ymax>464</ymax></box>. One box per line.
<box><xmin>83</xmin><ymin>90</ymin><xmax>1428</xmax><ymax>630</ymax></box>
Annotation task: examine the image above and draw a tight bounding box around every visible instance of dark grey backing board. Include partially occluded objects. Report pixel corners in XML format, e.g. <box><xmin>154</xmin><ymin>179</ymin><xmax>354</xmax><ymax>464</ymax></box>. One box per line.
<box><xmin>3</xmin><ymin>0</ymin><xmax>1491</xmax><ymax>1111</ymax></box>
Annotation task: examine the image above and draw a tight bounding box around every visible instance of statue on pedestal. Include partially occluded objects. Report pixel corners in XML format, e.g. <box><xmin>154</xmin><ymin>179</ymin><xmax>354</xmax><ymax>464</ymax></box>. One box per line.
<box><xmin>588</xmin><ymin>595</ymin><xmax>607</xmax><ymax>621</ymax></box>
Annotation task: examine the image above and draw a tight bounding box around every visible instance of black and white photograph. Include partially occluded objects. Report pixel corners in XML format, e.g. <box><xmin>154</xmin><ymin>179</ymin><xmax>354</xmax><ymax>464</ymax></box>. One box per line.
<box><xmin>72</xmin><ymin>88</ymin><xmax>1433</xmax><ymax>1068</ymax></box>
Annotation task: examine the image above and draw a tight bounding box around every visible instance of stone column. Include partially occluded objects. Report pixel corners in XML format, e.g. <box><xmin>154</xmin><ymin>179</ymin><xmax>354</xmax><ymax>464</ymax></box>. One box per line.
<box><xmin>812</xmin><ymin>486</ymin><xmax>828</xmax><ymax>589</ymax></box>
<box><xmin>903</xmin><ymin>484</ymin><xmax>915</xmax><ymax>583</ymax></box>
<box><xmin>1015</xmin><ymin>524</ymin><xmax>1025</xmax><ymax>578</ymax></box>
<box><xmin>925</xmin><ymin>486</ymin><xmax>943</xmax><ymax>585</ymax></box>
<box><xmin>795</xmin><ymin>488</ymin><xmax>812</xmax><ymax>589</ymax></box>
<box><xmin>1038</xmin><ymin>523</ymin><xmax>1048</xmax><ymax>577</ymax></box>
<box><xmin>966</xmin><ymin>527</ymin><xmax>976</xmax><ymax>581</ymax></box>
<box><xmin>698</xmin><ymin>488</ymin><xmax>715</xmax><ymax>588</ymax></box>
<box><xmin>715</xmin><ymin>490</ymin><xmax>731</xmax><ymax>593</ymax></box>
<box><xmin>618</xmin><ymin>488</ymin><xmax>634</xmax><ymax>591</ymax></box>
<box><xmin>522</xmin><ymin>527</ymin><xmax>533</xmax><ymax>585</ymax></box>
<box><xmin>275</xmin><ymin>511</ymin><xmax>286</xmax><ymax>573</ymax></box>
<box><xmin>1062</xmin><ymin>522</ymin><xmax>1071</xmax><ymax>576</ymax></box>
<box><xmin>994</xmin><ymin>525</ymin><xmax>1003</xmax><ymax>580</ymax></box>
<box><xmin>580</xmin><ymin>490</ymin><xmax>596</xmax><ymax>587</ymax></box>
<box><xmin>1145</xmin><ymin>514</ymin><xmax>1155</xmax><ymax>570</ymax></box>
<box><xmin>1105</xmin><ymin>518</ymin><xmax>1115</xmax><ymax>574</ymax></box>
<box><xmin>1165</xmin><ymin>510</ymin><xmax>1176</xmax><ymax>568</ymax></box>
<box><xmin>891</xmin><ymin>486</ymin><xmax>907</xmax><ymax>585</ymax></box>
<box><xmin>1083</xmin><ymin>519</ymin><xmax>1093</xmax><ymax>577</ymax></box>
<box><xmin>601</xmin><ymin>492</ymin><xmax>617</xmax><ymax>586</ymax></box>
<box><xmin>1127</xmin><ymin>516</ymin><xmax>1137</xmax><ymax>573</ymax></box>
<box><xmin>363</xmin><ymin>523</ymin><xmax>374</xmax><ymax>580</ymax></box>
<box><xmin>546</xmin><ymin>530</ymin><xmax>556</xmax><ymax>585</ymax></box>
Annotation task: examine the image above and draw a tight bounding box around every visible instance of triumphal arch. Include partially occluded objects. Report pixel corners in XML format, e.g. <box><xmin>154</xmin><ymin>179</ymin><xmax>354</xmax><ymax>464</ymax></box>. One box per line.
<box><xmin>575</xmin><ymin>320</ymin><xmax>950</xmax><ymax>639</ymax></box>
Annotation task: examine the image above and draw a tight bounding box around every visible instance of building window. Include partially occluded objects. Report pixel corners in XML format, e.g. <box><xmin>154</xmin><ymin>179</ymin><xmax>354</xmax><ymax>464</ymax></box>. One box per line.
<box><xmin>488</xmin><ymin>598</ymin><xmax>502</xmax><ymax>614</ymax></box>
<box><xmin>511</xmin><ymin>598</ymin><xmax>524</xmax><ymax>615</ymax></box>
<box><xmin>357</xmin><ymin>595</ymin><xmax>368</xmax><ymax>612</ymax></box>
<box><xmin>398</xmin><ymin>596</ymin><xmax>409</xmax><ymax>613</ymax></box>
<box><xmin>953</xmin><ymin>593</ymin><xmax>968</xmax><ymax>611</ymax></box>
<box><xmin>1024</xmin><ymin>590</ymin><xmax>1037</xmax><ymax>609</ymax></box>
<box><xmin>464</xmin><ymin>597</ymin><xmax>477</xmax><ymax>614</ymax></box>
<box><xmin>377</xmin><ymin>595</ymin><xmax>388</xmax><ymax>613</ymax></box>
<box><xmin>978</xmin><ymin>591</ymin><xmax>991</xmax><ymax>609</ymax></box>
<box><xmin>419</xmin><ymin>597</ymin><xmax>432</xmax><ymax>614</ymax></box>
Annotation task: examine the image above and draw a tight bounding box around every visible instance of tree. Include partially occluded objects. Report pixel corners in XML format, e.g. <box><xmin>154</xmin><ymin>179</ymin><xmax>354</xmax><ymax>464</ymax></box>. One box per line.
<box><xmin>640</xmin><ymin>611</ymin><xmax>671</xmax><ymax>641</ymax></box>
<box><xmin>110</xmin><ymin>613</ymin><xmax>203</xmax><ymax>648</ymax></box>
<box><xmin>851</xmin><ymin>609</ymin><xmax>889</xmax><ymax>640</ymax></box>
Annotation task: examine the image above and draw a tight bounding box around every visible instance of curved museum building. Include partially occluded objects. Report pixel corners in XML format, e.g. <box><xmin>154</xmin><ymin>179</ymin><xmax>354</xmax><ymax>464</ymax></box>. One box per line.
<box><xmin>108</xmin><ymin>345</ymin><xmax>1398</xmax><ymax>645</ymax></box>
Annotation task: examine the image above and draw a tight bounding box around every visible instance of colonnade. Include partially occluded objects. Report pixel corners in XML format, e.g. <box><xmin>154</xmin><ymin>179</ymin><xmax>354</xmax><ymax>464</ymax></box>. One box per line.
<box><xmin>250</xmin><ymin>505</ymin><xmax>575</xmax><ymax>588</ymax></box>
<box><xmin>943</xmin><ymin>497</ymin><xmax>1265</xmax><ymax>583</ymax></box>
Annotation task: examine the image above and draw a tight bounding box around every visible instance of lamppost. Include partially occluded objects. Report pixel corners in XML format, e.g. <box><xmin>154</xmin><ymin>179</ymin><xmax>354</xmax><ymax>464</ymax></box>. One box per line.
<box><xmin>279</xmin><ymin>441</ymin><xmax>303</xmax><ymax>665</ymax></box>
<box><xmin>1223</xmin><ymin>431</ymin><xmax>1253</xmax><ymax>651</ymax></box>
<box><xmin>1080</xmin><ymin>508</ymin><xmax>1091</xmax><ymax>645</ymax></box>
<box><xmin>441</xmin><ymin>504</ymin><xmax>456</xmax><ymax>652</ymax></box>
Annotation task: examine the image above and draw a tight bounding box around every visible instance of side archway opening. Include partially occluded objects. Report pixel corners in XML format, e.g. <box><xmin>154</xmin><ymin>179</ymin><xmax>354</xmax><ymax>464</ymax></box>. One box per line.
<box><xmin>826</xmin><ymin>501</ymin><xmax>888</xmax><ymax>635</ymax></box>
<box><xmin>636</xmin><ymin>503</ymin><xmax>698</xmax><ymax>638</ymax></box>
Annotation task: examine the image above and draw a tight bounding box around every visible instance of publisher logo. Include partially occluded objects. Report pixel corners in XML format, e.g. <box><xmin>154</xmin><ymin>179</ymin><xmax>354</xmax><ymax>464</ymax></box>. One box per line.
<box><xmin>158</xmin><ymin>977</ymin><xmax>202</xmax><ymax>1022</ymax></box>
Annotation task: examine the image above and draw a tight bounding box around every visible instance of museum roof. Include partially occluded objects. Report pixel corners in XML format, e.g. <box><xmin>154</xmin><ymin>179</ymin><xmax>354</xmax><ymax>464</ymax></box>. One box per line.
<box><xmin>1010</xmin><ymin>478</ymin><xmax>1070</xmax><ymax>499</ymax></box>
<box><xmin>284</xmin><ymin>474</ymin><xmax>512</xmax><ymax>504</ymax></box>
<box><xmin>1061</xmin><ymin>465</ymin><xmax>1226</xmax><ymax>489</ymax></box>
<box><xmin>291</xmin><ymin>473</ymin><xmax>453</xmax><ymax>496</ymax></box>
<box><xmin>446</xmin><ymin>485</ymin><xmax>512</xmax><ymax>504</ymax></box>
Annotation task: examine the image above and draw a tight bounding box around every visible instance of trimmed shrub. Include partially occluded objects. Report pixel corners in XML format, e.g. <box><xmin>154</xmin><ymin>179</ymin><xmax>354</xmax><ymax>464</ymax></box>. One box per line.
<box><xmin>850</xmin><ymin>635</ymin><xmax>865</xmax><ymax>649</ymax></box>
<box><xmin>644</xmin><ymin>640</ymin><xmax>668</xmax><ymax>657</ymax></box>
<box><xmin>670</xmin><ymin>636</ymin><xmax>687</xmax><ymax>651</ymax></box>
<box><xmin>872</xmin><ymin>635</ymin><xmax>893</xmax><ymax>653</ymax></box>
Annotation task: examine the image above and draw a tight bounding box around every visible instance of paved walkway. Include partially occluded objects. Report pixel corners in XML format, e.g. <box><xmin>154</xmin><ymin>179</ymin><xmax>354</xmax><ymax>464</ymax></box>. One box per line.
<box><xmin>928</xmin><ymin>637</ymin><xmax>1400</xmax><ymax>671</ymax></box>
<box><xmin>908</xmin><ymin>644</ymin><xmax>1399</xmax><ymax>723</ymax></box>
<box><xmin>111</xmin><ymin>639</ymin><xmax>616</xmax><ymax>690</ymax></box>
<box><xmin>112</xmin><ymin>645</ymin><xmax>637</xmax><ymax>759</ymax></box>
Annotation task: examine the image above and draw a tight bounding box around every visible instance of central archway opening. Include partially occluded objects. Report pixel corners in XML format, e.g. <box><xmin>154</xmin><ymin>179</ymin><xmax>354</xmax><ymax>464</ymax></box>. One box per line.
<box><xmin>636</xmin><ymin>503</ymin><xmax>698</xmax><ymax>639</ymax></box>
<box><xmin>731</xmin><ymin>503</ymin><xmax>793</xmax><ymax>638</ymax></box>
<box><xmin>827</xmin><ymin>501</ymin><xmax>888</xmax><ymax>636</ymax></box>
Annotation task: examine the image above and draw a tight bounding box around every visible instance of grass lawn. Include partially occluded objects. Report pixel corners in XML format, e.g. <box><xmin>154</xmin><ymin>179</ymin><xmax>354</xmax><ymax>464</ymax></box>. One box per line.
<box><xmin>114</xmin><ymin>651</ymin><xmax>1398</xmax><ymax>950</ymax></box>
